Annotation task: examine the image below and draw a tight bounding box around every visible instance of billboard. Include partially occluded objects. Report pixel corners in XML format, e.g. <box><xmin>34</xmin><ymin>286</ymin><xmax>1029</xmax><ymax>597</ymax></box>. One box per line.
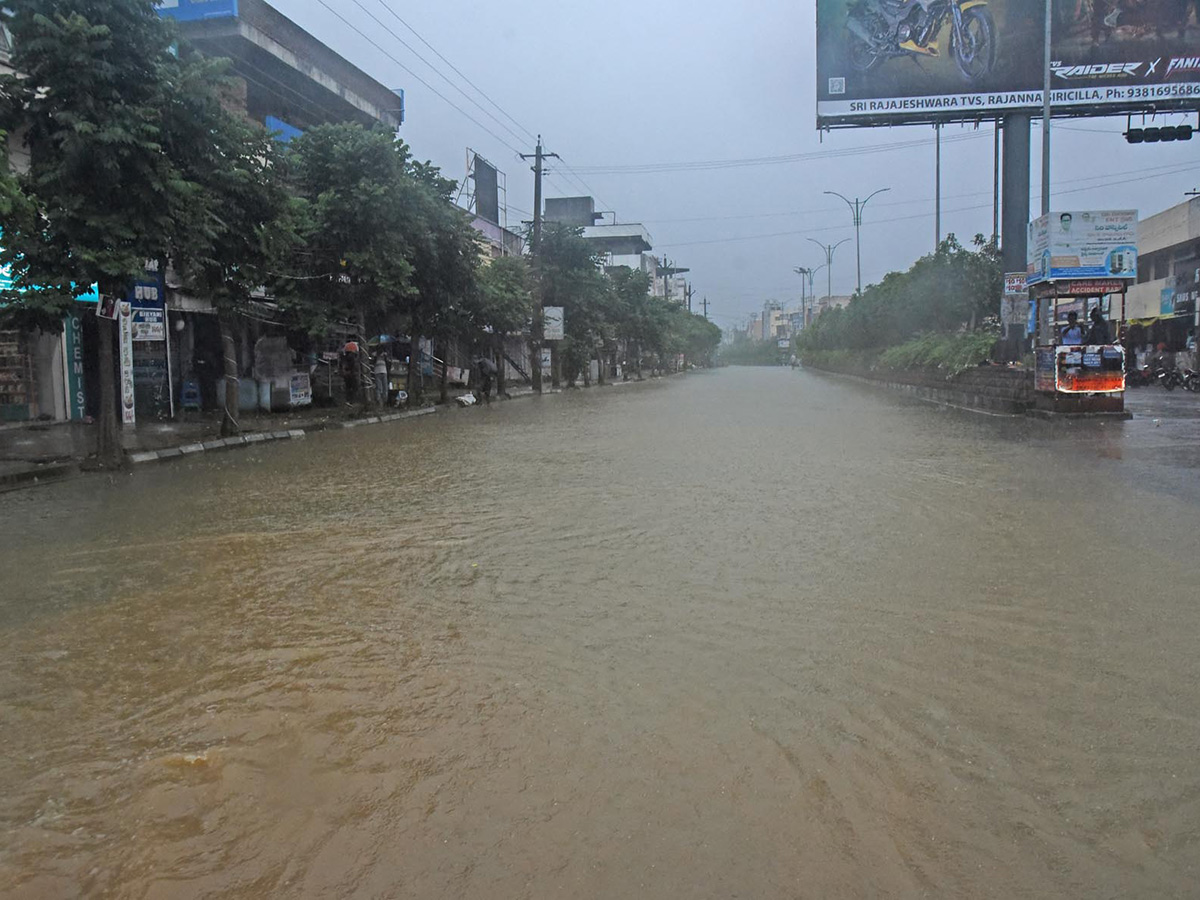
<box><xmin>817</xmin><ymin>0</ymin><xmax>1200</xmax><ymax>126</ymax></box>
<box><xmin>158</xmin><ymin>0</ymin><xmax>238</xmax><ymax>22</ymax></box>
<box><xmin>1026</xmin><ymin>210</ymin><xmax>1138</xmax><ymax>283</ymax></box>
<box><xmin>474</xmin><ymin>155</ymin><xmax>500</xmax><ymax>225</ymax></box>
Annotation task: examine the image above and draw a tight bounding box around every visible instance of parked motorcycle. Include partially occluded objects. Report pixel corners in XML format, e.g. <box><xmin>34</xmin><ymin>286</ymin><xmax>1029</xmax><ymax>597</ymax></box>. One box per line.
<box><xmin>846</xmin><ymin>0</ymin><xmax>997</xmax><ymax>82</ymax></box>
<box><xmin>1182</xmin><ymin>368</ymin><xmax>1200</xmax><ymax>393</ymax></box>
<box><xmin>1157</xmin><ymin>367</ymin><xmax>1185</xmax><ymax>391</ymax></box>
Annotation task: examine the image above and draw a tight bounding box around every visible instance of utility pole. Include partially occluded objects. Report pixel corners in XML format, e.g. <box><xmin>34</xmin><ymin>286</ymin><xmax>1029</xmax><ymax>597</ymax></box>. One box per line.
<box><xmin>701</xmin><ymin>296</ymin><xmax>709</xmax><ymax>320</ymax></box>
<box><xmin>825</xmin><ymin>187</ymin><xmax>890</xmax><ymax>295</ymax></box>
<box><xmin>807</xmin><ymin>238</ymin><xmax>849</xmax><ymax>302</ymax></box>
<box><xmin>935</xmin><ymin>122</ymin><xmax>942</xmax><ymax>250</ymax></box>
<box><xmin>992</xmin><ymin>120</ymin><xmax>1001</xmax><ymax>246</ymax></box>
<box><xmin>519</xmin><ymin>135</ymin><xmax>558</xmax><ymax>393</ymax></box>
<box><xmin>685</xmin><ymin>283</ymin><xmax>694</xmax><ymax>313</ymax></box>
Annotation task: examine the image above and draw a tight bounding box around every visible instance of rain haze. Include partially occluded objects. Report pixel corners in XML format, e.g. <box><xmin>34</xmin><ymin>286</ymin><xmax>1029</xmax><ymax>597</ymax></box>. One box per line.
<box><xmin>270</xmin><ymin>0</ymin><xmax>1198</xmax><ymax>326</ymax></box>
<box><xmin>4</xmin><ymin>1</ymin><xmax>1200</xmax><ymax>897</ymax></box>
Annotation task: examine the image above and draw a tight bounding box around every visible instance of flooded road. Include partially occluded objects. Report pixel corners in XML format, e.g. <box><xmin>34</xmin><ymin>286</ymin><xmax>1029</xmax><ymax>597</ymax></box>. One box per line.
<box><xmin>2</xmin><ymin>367</ymin><xmax>1199</xmax><ymax>898</ymax></box>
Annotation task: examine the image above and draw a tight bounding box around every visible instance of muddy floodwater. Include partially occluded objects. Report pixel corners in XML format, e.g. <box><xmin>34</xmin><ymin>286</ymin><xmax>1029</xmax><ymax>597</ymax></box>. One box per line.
<box><xmin>2</xmin><ymin>367</ymin><xmax>1199</xmax><ymax>898</ymax></box>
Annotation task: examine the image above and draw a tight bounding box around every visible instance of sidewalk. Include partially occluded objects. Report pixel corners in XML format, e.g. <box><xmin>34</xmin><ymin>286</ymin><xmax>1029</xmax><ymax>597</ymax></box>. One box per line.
<box><xmin>0</xmin><ymin>384</ymin><xmax>551</xmax><ymax>491</ymax></box>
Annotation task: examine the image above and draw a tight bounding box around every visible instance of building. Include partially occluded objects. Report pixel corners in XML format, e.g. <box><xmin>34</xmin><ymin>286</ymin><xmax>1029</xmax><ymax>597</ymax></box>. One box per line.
<box><xmin>1124</xmin><ymin>197</ymin><xmax>1199</xmax><ymax>359</ymax></box>
<box><xmin>760</xmin><ymin>302</ymin><xmax>787</xmax><ymax>342</ymax></box>
<box><xmin>545</xmin><ymin>195</ymin><xmax>663</xmax><ymax>287</ymax></box>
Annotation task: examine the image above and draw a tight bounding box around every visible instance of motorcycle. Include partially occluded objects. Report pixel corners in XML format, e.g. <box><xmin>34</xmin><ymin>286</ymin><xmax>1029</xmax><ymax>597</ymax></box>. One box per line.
<box><xmin>1157</xmin><ymin>367</ymin><xmax>1185</xmax><ymax>391</ymax></box>
<box><xmin>846</xmin><ymin>0</ymin><xmax>997</xmax><ymax>83</ymax></box>
<box><xmin>1182</xmin><ymin>368</ymin><xmax>1200</xmax><ymax>393</ymax></box>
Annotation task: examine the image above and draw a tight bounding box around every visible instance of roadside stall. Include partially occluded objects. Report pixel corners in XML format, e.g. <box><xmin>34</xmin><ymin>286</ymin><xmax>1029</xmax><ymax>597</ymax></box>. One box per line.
<box><xmin>1027</xmin><ymin>211</ymin><xmax>1138</xmax><ymax>415</ymax></box>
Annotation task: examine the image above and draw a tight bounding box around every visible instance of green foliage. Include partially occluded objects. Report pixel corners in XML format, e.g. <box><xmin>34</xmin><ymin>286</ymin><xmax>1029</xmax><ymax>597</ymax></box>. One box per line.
<box><xmin>797</xmin><ymin>234</ymin><xmax>1001</xmax><ymax>355</ymax></box>
<box><xmin>801</xmin><ymin>331</ymin><xmax>999</xmax><ymax>378</ymax></box>
<box><xmin>876</xmin><ymin>330</ymin><xmax>999</xmax><ymax>376</ymax></box>
<box><xmin>469</xmin><ymin>255</ymin><xmax>533</xmax><ymax>338</ymax></box>
<box><xmin>0</xmin><ymin>0</ymin><xmax>188</xmax><ymax>326</ymax></box>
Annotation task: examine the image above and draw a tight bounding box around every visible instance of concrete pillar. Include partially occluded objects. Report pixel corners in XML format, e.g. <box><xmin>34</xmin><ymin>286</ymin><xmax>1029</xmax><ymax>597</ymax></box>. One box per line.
<box><xmin>1001</xmin><ymin>113</ymin><xmax>1031</xmax><ymax>276</ymax></box>
<box><xmin>1001</xmin><ymin>114</ymin><xmax>1032</xmax><ymax>355</ymax></box>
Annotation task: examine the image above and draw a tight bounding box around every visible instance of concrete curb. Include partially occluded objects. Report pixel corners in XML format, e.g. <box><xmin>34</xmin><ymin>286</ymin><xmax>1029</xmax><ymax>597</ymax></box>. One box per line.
<box><xmin>0</xmin><ymin>462</ymin><xmax>80</xmax><ymax>492</ymax></box>
<box><xmin>124</xmin><ymin>405</ymin><xmax>439</xmax><ymax>465</ymax></box>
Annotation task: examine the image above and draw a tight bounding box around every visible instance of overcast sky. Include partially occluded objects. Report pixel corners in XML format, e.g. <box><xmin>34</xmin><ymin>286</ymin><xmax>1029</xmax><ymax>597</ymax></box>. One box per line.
<box><xmin>269</xmin><ymin>0</ymin><xmax>1198</xmax><ymax>329</ymax></box>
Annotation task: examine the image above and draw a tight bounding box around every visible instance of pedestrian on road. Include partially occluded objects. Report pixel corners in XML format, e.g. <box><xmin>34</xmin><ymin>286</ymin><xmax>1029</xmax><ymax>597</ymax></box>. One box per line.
<box><xmin>373</xmin><ymin>348</ymin><xmax>390</xmax><ymax>405</ymax></box>
<box><xmin>475</xmin><ymin>354</ymin><xmax>497</xmax><ymax>404</ymax></box>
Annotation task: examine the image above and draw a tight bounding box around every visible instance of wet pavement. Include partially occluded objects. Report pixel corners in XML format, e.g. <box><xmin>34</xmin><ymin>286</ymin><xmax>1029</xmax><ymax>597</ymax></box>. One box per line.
<box><xmin>1</xmin><ymin>367</ymin><xmax>1199</xmax><ymax>898</ymax></box>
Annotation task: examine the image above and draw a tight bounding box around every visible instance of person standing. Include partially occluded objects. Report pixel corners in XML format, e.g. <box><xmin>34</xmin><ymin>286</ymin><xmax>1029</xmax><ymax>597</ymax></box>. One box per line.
<box><xmin>475</xmin><ymin>353</ymin><xmax>497</xmax><ymax>404</ymax></box>
<box><xmin>1085</xmin><ymin>307</ymin><xmax>1112</xmax><ymax>344</ymax></box>
<box><xmin>1060</xmin><ymin>311</ymin><xmax>1085</xmax><ymax>345</ymax></box>
<box><xmin>373</xmin><ymin>348</ymin><xmax>390</xmax><ymax>406</ymax></box>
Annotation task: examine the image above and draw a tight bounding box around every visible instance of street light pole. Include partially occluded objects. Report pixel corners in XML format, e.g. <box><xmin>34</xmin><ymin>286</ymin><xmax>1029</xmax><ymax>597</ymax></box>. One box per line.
<box><xmin>807</xmin><ymin>238</ymin><xmax>850</xmax><ymax>303</ymax></box>
<box><xmin>825</xmin><ymin>188</ymin><xmax>890</xmax><ymax>295</ymax></box>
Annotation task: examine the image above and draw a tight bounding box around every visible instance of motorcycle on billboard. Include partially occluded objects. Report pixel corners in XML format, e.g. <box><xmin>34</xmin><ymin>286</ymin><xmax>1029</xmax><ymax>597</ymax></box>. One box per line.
<box><xmin>845</xmin><ymin>0</ymin><xmax>998</xmax><ymax>81</ymax></box>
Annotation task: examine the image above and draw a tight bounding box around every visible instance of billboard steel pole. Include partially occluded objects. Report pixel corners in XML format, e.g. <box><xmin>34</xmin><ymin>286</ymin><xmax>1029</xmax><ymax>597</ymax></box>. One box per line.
<box><xmin>1041</xmin><ymin>0</ymin><xmax>1052</xmax><ymax>216</ymax></box>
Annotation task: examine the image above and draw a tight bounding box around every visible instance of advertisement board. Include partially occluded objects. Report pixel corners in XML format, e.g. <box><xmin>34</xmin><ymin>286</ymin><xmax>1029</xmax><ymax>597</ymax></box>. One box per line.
<box><xmin>158</xmin><ymin>0</ymin><xmax>238</xmax><ymax>22</ymax></box>
<box><xmin>474</xmin><ymin>155</ymin><xmax>500</xmax><ymax>225</ymax></box>
<box><xmin>131</xmin><ymin>303</ymin><xmax>166</xmax><ymax>341</ymax></box>
<box><xmin>1026</xmin><ymin>210</ymin><xmax>1137</xmax><ymax>284</ymax></box>
<box><xmin>544</xmin><ymin>307</ymin><xmax>564</xmax><ymax>341</ymax></box>
<box><xmin>118</xmin><ymin>302</ymin><xmax>136</xmax><ymax>426</ymax></box>
<box><xmin>816</xmin><ymin>0</ymin><xmax>1200</xmax><ymax>126</ymax></box>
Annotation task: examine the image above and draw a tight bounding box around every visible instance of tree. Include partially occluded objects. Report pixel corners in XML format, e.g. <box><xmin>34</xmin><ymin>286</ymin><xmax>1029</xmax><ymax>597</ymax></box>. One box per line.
<box><xmin>163</xmin><ymin>54</ymin><xmax>296</xmax><ymax>435</ymax></box>
<box><xmin>401</xmin><ymin>160</ymin><xmax>480</xmax><ymax>404</ymax></box>
<box><xmin>468</xmin><ymin>255</ymin><xmax>533</xmax><ymax>396</ymax></box>
<box><xmin>535</xmin><ymin>223</ymin><xmax>610</xmax><ymax>385</ymax></box>
<box><xmin>280</xmin><ymin>124</ymin><xmax>416</xmax><ymax>405</ymax></box>
<box><xmin>0</xmin><ymin>0</ymin><xmax>241</xmax><ymax>463</ymax></box>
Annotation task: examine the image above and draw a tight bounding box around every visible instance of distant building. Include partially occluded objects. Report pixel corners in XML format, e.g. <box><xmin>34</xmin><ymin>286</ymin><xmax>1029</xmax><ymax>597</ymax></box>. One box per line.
<box><xmin>546</xmin><ymin>195</ymin><xmax>666</xmax><ymax>290</ymax></box>
<box><xmin>1125</xmin><ymin>197</ymin><xmax>1198</xmax><ymax>357</ymax></box>
<box><xmin>760</xmin><ymin>301</ymin><xmax>787</xmax><ymax>342</ymax></box>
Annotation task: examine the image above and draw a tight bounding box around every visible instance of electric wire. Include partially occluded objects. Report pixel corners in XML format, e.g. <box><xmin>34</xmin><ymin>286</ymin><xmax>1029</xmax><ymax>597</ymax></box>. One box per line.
<box><xmin>314</xmin><ymin>0</ymin><xmax>525</xmax><ymax>157</ymax></box>
<box><xmin>347</xmin><ymin>0</ymin><xmax>531</xmax><ymax>149</ymax></box>
<box><xmin>369</xmin><ymin>0</ymin><xmax>537</xmax><ymax>144</ymax></box>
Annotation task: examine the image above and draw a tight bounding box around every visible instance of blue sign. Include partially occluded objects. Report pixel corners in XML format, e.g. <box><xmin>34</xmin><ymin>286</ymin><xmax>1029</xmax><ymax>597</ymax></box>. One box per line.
<box><xmin>1</xmin><ymin>239</ymin><xmax>100</xmax><ymax>303</ymax></box>
<box><xmin>265</xmin><ymin>116</ymin><xmax>303</xmax><ymax>144</ymax></box>
<box><xmin>158</xmin><ymin>0</ymin><xmax>238</xmax><ymax>22</ymax></box>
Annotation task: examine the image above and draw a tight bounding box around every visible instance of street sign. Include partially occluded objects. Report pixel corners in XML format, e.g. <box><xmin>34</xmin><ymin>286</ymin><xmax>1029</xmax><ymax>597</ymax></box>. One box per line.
<box><xmin>544</xmin><ymin>306</ymin><xmax>564</xmax><ymax>341</ymax></box>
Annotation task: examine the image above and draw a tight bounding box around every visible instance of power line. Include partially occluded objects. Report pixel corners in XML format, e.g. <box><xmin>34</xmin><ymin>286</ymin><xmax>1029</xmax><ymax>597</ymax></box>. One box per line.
<box><xmin>656</xmin><ymin>161</ymin><xmax>1200</xmax><ymax>250</ymax></box>
<box><xmin>567</xmin><ymin>131</ymin><xmax>990</xmax><ymax>175</ymax></box>
<box><xmin>347</xmin><ymin>0</ymin><xmax>530</xmax><ymax>149</ymax></box>
<box><xmin>314</xmin><ymin>0</ymin><xmax>525</xmax><ymax>156</ymax></box>
<box><xmin>641</xmin><ymin>159</ymin><xmax>1200</xmax><ymax>227</ymax></box>
<box><xmin>370</xmin><ymin>0</ymin><xmax>537</xmax><ymax>144</ymax></box>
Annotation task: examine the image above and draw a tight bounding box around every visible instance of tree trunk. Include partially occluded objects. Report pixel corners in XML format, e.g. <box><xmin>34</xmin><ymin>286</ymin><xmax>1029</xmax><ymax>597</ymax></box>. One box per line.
<box><xmin>550</xmin><ymin>343</ymin><xmax>561</xmax><ymax>389</ymax></box>
<box><xmin>494</xmin><ymin>336</ymin><xmax>507</xmax><ymax>398</ymax></box>
<box><xmin>439</xmin><ymin>342</ymin><xmax>450</xmax><ymax>404</ymax></box>
<box><xmin>407</xmin><ymin>320</ymin><xmax>422</xmax><ymax>405</ymax></box>
<box><xmin>635</xmin><ymin>342</ymin><xmax>644</xmax><ymax>381</ymax></box>
<box><xmin>219</xmin><ymin>314</ymin><xmax>240</xmax><ymax>437</ymax></box>
<box><xmin>597</xmin><ymin>348</ymin><xmax>606</xmax><ymax>386</ymax></box>
<box><xmin>95</xmin><ymin>314</ymin><xmax>122</xmax><ymax>467</ymax></box>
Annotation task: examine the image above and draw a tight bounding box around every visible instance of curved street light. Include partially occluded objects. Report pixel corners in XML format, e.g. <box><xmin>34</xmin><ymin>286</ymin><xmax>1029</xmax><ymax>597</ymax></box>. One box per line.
<box><xmin>806</xmin><ymin>238</ymin><xmax>850</xmax><ymax>303</ymax></box>
<box><xmin>824</xmin><ymin>188</ymin><xmax>890</xmax><ymax>295</ymax></box>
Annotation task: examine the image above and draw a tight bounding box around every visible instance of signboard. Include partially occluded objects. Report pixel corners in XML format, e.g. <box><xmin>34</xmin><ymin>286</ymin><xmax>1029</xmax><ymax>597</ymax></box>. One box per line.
<box><xmin>131</xmin><ymin>303</ymin><xmax>165</xmax><ymax>341</ymax></box>
<box><xmin>265</xmin><ymin>116</ymin><xmax>303</xmax><ymax>144</ymax></box>
<box><xmin>777</xmin><ymin>338</ymin><xmax>791</xmax><ymax>349</ymax></box>
<box><xmin>540</xmin><ymin>347</ymin><xmax>552</xmax><ymax>372</ymax></box>
<box><xmin>1001</xmin><ymin>271</ymin><xmax>1028</xmax><ymax>327</ymax></box>
<box><xmin>816</xmin><ymin>0</ymin><xmax>1200</xmax><ymax>126</ymax></box>
<box><xmin>1035</xmin><ymin>346</ymin><xmax>1057</xmax><ymax>392</ymax></box>
<box><xmin>1031</xmin><ymin>278</ymin><xmax>1128</xmax><ymax>298</ymax></box>
<box><xmin>544</xmin><ymin>306</ymin><xmax>564</xmax><ymax>341</ymax></box>
<box><xmin>118</xmin><ymin>302</ymin><xmax>136</xmax><ymax>425</ymax></box>
<box><xmin>1027</xmin><ymin>211</ymin><xmax>1137</xmax><ymax>284</ymax></box>
<box><xmin>473</xmin><ymin>155</ymin><xmax>500</xmax><ymax>225</ymax></box>
<box><xmin>289</xmin><ymin>372</ymin><xmax>313</xmax><ymax>407</ymax></box>
<box><xmin>1055</xmin><ymin>344</ymin><xmax>1125</xmax><ymax>393</ymax></box>
<box><xmin>61</xmin><ymin>311</ymin><xmax>86</xmax><ymax>421</ymax></box>
<box><xmin>157</xmin><ymin>0</ymin><xmax>238</xmax><ymax>22</ymax></box>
